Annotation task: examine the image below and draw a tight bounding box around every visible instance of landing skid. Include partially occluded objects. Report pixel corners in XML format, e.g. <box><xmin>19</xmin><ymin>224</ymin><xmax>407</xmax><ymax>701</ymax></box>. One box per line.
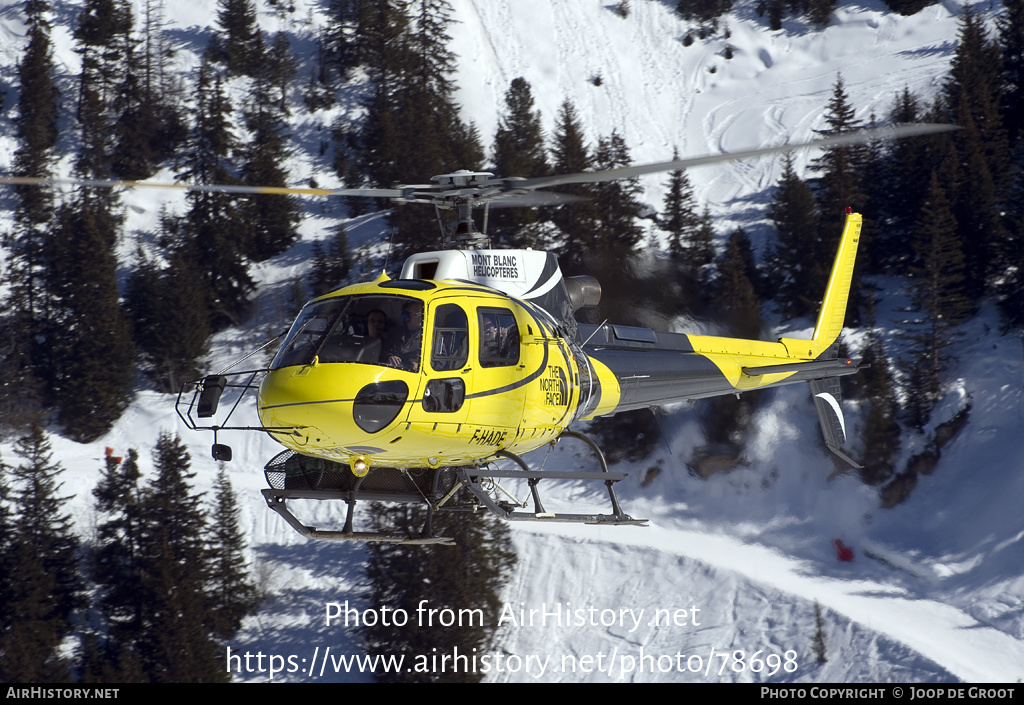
<box><xmin>460</xmin><ymin>431</ymin><xmax>647</xmax><ymax>526</ymax></box>
<box><xmin>260</xmin><ymin>430</ymin><xmax>646</xmax><ymax>544</ymax></box>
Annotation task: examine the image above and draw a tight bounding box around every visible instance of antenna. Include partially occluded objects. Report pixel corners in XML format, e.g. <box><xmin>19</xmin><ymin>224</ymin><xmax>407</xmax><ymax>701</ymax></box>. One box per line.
<box><xmin>383</xmin><ymin>227</ymin><xmax>397</xmax><ymax>273</ymax></box>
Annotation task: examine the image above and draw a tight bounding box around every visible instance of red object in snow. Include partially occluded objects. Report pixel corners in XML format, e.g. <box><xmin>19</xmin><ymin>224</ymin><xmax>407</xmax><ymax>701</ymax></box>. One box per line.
<box><xmin>833</xmin><ymin>539</ymin><xmax>854</xmax><ymax>562</ymax></box>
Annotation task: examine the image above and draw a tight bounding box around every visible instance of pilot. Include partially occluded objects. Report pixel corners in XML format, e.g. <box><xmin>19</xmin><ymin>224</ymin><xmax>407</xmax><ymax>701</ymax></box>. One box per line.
<box><xmin>365</xmin><ymin>308</ymin><xmax>389</xmax><ymax>362</ymax></box>
<box><xmin>386</xmin><ymin>301</ymin><xmax>423</xmax><ymax>371</ymax></box>
<box><xmin>366</xmin><ymin>309</ymin><xmax>388</xmax><ymax>340</ymax></box>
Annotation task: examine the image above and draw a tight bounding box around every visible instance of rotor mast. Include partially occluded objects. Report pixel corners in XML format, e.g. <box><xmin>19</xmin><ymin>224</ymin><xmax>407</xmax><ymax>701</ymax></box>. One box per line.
<box><xmin>429</xmin><ymin>170</ymin><xmax>495</xmax><ymax>249</ymax></box>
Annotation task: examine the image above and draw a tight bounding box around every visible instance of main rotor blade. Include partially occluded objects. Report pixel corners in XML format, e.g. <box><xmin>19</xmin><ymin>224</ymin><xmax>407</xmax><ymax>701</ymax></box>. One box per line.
<box><xmin>485</xmin><ymin>191</ymin><xmax>588</xmax><ymax>208</ymax></box>
<box><xmin>2</xmin><ymin>123</ymin><xmax>956</xmax><ymax>204</ymax></box>
<box><xmin>514</xmin><ymin>123</ymin><xmax>958</xmax><ymax>190</ymax></box>
<box><xmin>0</xmin><ymin>175</ymin><xmax>409</xmax><ymax>199</ymax></box>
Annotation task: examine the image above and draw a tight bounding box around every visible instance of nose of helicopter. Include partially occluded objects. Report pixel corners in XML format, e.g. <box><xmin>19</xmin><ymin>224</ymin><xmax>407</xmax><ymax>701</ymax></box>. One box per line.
<box><xmin>257</xmin><ymin>364</ymin><xmax>411</xmax><ymax>456</ymax></box>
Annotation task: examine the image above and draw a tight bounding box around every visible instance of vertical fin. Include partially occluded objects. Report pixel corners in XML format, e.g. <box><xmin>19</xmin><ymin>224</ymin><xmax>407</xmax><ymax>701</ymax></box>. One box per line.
<box><xmin>812</xmin><ymin>212</ymin><xmax>862</xmax><ymax>347</ymax></box>
<box><xmin>777</xmin><ymin>212</ymin><xmax>862</xmax><ymax>361</ymax></box>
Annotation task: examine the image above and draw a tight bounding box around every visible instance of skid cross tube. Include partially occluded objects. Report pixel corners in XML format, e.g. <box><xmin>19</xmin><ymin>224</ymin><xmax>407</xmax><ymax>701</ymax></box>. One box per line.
<box><xmin>457</xmin><ymin>432</ymin><xmax>647</xmax><ymax>526</ymax></box>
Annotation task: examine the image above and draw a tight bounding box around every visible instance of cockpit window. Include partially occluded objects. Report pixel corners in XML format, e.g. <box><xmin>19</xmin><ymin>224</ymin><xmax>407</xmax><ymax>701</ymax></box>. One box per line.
<box><xmin>270</xmin><ymin>295</ymin><xmax>423</xmax><ymax>371</ymax></box>
<box><xmin>272</xmin><ymin>298</ymin><xmax>346</xmax><ymax>369</ymax></box>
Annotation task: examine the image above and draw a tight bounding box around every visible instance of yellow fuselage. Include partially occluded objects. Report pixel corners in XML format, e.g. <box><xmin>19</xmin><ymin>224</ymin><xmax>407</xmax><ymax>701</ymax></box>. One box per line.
<box><xmin>257</xmin><ymin>278</ymin><xmax>594</xmax><ymax>472</ymax></box>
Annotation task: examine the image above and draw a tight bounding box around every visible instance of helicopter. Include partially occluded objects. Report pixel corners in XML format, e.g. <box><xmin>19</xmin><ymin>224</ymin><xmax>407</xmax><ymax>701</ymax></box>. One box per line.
<box><xmin>3</xmin><ymin>123</ymin><xmax>955</xmax><ymax>545</ymax></box>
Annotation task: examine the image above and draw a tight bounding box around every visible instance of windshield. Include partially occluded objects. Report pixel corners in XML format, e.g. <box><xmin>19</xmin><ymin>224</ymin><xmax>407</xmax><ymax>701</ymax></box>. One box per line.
<box><xmin>271</xmin><ymin>294</ymin><xmax>423</xmax><ymax>371</ymax></box>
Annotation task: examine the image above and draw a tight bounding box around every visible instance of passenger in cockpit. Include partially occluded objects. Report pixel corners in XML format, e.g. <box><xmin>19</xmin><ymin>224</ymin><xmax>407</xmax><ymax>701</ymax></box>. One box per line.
<box><xmin>366</xmin><ymin>308</ymin><xmax>389</xmax><ymax>362</ymax></box>
<box><xmin>386</xmin><ymin>301</ymin><xmax>423</xmax><ymax>371</ymax></box>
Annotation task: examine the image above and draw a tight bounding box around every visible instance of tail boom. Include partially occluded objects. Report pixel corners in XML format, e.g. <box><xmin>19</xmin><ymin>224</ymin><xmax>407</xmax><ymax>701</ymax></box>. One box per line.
<box><xmin>578</xmin><ymin>211</ymin><xmax>864</xmax><ymax>420</ymax></box>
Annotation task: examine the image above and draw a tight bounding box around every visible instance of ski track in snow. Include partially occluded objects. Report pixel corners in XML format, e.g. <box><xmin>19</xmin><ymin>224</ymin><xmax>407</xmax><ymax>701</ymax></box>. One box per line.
<box><xmin>2</xmin><ymin>0</ymin><xmax>1022</xmax><ymax>683</ymax></box>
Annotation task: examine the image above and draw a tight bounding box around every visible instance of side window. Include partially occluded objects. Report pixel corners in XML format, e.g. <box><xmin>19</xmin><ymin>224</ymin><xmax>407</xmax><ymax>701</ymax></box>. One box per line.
<box><xmin>431</xmin><ymin>303</ymin><xmax>469</xmax><ymax>372</ymax></box>
<box><xmin>478</xmin><ymin>308</ymin><xmax>520</xmax><ymax>368</ymax></box>
<box><xmin>422</xmin><ymin>378</ymin><xmax>465</xmax><ymax>413</ymax></box>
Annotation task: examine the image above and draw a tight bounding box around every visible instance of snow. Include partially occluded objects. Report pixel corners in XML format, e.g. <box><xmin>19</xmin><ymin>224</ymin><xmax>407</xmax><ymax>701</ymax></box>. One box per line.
<box><xmin>2</xmin><ymin>0</ymin><xmax>1023</xmax><ymax>684</ymax></box>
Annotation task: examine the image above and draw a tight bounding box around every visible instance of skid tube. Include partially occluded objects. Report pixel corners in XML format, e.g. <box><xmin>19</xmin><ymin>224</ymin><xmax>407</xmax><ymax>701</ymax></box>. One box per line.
<box><xmin>259</xmin><ymin>430</ymin><xmax>646</xmax><ymax>544</ymax></box>
<box><xmin>458</xmin><ymin>430</ymin><xmax>647</xmax><ymax>526</ymax></box>
<box><xmin>262</xmin><ymin>489</ymin><xmax>457</xmax><ymax>545</ymax></box>
<box><xmin>261</xmin><ymin>458</ymin><xmax>459</xmax><ymax>544</ymax></box>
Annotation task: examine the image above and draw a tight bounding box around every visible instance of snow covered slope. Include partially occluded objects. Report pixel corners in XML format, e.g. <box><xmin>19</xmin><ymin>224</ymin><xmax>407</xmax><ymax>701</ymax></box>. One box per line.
<box><xmin>2</xmin><ymin>0</ymin><xmax>1023</xmax><ymax>683</ymax></box>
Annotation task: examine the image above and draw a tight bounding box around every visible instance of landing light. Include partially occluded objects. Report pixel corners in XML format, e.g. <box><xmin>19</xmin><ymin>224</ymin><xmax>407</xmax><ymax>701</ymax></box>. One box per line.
<box><xmin>352</xmin><ymin>457</ymin><xmax>369</xmax><ymax>477</ymax></box>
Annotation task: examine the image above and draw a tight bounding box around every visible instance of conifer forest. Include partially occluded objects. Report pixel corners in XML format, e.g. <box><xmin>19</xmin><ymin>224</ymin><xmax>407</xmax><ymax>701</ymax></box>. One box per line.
<box><xmin>1</xmin><ymin>0</ymin><xmax>1023</xmax><ymax>684</ymax></box>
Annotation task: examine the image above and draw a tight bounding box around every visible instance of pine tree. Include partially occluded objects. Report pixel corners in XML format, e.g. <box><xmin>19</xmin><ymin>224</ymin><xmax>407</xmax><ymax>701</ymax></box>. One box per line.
<box><xmin>111</xmin><ymin>45</ymin><xmax>159</xmax><ymax>179</ymax></box>
<box><xmin>946</xmin><ymin>107</ymin><xmax>1004</xmax><ymax>298</ymax></box>
<box><xmin>812</xmin><ymin>601</ymin><xmax>828</xmax><ymax>663</ymax></box>
<box><xmin>206</xmin><ymin>466</ymin><xmax>258</xmax><ymax>640</ymax></box>
<box><xmin>135</xmin><ymin>433</ymin><xmax>226</xmax><ymax>682</ymax></box>
<box><xmin>350</xmin><ymin>0</ymin><xmax>484</xmax><ymax>252</ymax></box>
<box><xmin>1</xmin><ymin>0</ymin><xmax>59</xmax><ymax>431</ymax></box>
<box><xmin>999</xmin><ymin>0</ymin><xmax>1024</xmax><ymax>144</ymax></box>
<box><xmin>309</xmin><ymin>224</ymin><xmax>353</xmax><ymax>296</ymax></box>
<box><xmin>873</xmin><ymin>88</ymin><xmax>938</xmax><ymax>270</ymax></box>
<box><xmin>882</xmin><ymin>0</ymin><xmax>935</xmax><ymax>15</ymax></box>
<box><xmin>0</xmin><ymin>426</ymin><xmax>83</xmax><ymax>682</ymax></box>
<box><xmin>238</xmin><ymin>59</ymin><xmax>301</xmax><ymax>262</ymax></box>
<box><xmin>767</xmin><ymin>153</ymin><xmax>821</xmax><ymax>318</ymax></box>
<box><xmin>558</xmin><ymin>129</ymin><xmax>648</xmax><ymax>326</ymax></box>
<box><xmin>46</xmin><ymin>190</ymin><xmax>135</xmax><ymax>440</ymax></box>
<box><xmin>812</xmin><ymin>75</ymin><xmax>869</xmax><ymax>256</ymax></box>
<box><xmin>92</xmin><ymin>449</ymin><xmax>146</xmax><ymax>657</ymax></box>
<box><xmin>303</xmin><ymin>30</ymin><xmax>336</xmax><ymax>111</ymax></box>
<box><xmin>44</xmin><ymin>85</ymin><xmax>135</xmax><ymax>442</ymax></box>
<box><xmin>74</xmin><ymin>0</ymin><xmax>133</xmax><ymax>117</ymax></box>
<box><xmin>808</xmin><ymin>0</ymin><xmax>833</xmax><ymax>25</ymax></box>
<box><xmin>358</xmin><ymin>83</ymin><xmax>406</xmax><ymax>190</ymax></box>
<box><xmin>0</xmin><ymin>456</ymin><xmax>13</xmax><ymax>625</ymax></box>
<box><xmin>323</xmin><ymin>0</ymin><xmax>360</xmax><ymax>79</ymax></box>
<box><xmin>550</xmin><ymin>100</ymin><xmax>597</xmax><ymax>273</ymax></box>
<box><xmin>699</xmin><ymin>228</ymin><xmax>764</xmax><ymax>455</ymax></box>
<box><xmin>214</xmin><ymin>0</ymin><xmax>263</xmax><ymax>76</ymax></box>
<box><xmin>661</xmin><ymin>151</ymin><xmax>703</xmax><ymax>261</ymax></box>
<box><xmin>178</xmin><ymin>63</ymin><xmax>254</xmax><ymax>329</ymax></box>
<box><xmin>347</xmin><ymin>0</ymin><xmax>411</xmax><ymax>104</ymax></box>
<box><xmin>126</xmin><ymin>245</ymin><xmax>206</xmax><ymax>393</ymax></box>
<box><xmin>942</xmin><ymin>7</ymin><xmax>1009</xmax><ymax>295</ymax></box>
<box><xmin>767</xmin><ymin>0</ymin><xmax>783</xmax><ymax>31</ymax></box>
<box><xmin>361</xmin><ymin>500</ymin><xmax>516</xmax><ymax>683</ymax></box>
<box><xmin>945</xmin><ymin>7</ymin><xmax>1008</xmax><ymax>179</ymax></box>
<box><xmin>853</xmin><ymin>295</ymin><xmax>901</xmax><ymax>484</ymax></box>
<box><xmin>996</xmin><ymin>150</ymin><xmax>1024</xmax><ymax>327</ymax></box>
<box><xmin>10</xmin><ymin>1</ymin><xmax>59</xmax><ymax>234</ymax></box>
<box><xmin>404</xmin><ymin>0</ymin><xmax>484</xmax><ymax>181</ymax></box>
<box><xmin>493</xmin><ymin>78</ymin><xmax>548</xmax><ymax>177</ymax></box>
<box><xmin>0</xmin><ymin>540</ymin><xmax>72</xmax><ymax>682</ymax></box>
<box><xmin>690</xmin><ymin>205</ymin><xmax>717</xmax><ymax>272</ymax></box>
<box><xmin>676</xmin><ymin>0</ymin><xmax>732</xmax><ymax>24</ymax></box>
<box><xmin>490</xmin><ymin>77</ymin><xmax>549</xmax><ymax>248</ymax></box>
<box><xmin>107</xmin><ymin>0</ymin><xmax>185</xmax><ymax>183</ymax></box>
<box><xmin>407</xmin><ymin>0</ymin><xmax>458</xmax><ymax>98</ymax></box>
<box><xmin>712</xmin><ymin>228</ymin><xmax>761</xmax><ymax>340</ymax></box>
<box><xmin>138</xmin><ymin>0</ymin><xmax>188</xmax><ymax>162</ymax></box>
<box><xmin>900</xmin><ymin>173</ymin><xmax>970</xmax><ymax>428</ymax></box>
<box><xmin>592</xmin><ymin>130</ymin><xmax>644</xmax><ymax>255</ymax></box>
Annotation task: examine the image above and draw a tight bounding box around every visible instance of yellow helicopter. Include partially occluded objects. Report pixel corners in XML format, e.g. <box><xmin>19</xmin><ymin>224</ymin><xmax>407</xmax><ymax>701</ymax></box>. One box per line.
<box><xmin>3</xmin><ymin>123</ymin><xmax>954</xmax><ymax>545</ymax></box>
<box><xmin>171</xmin><ymin>123</ymin><xmax>957</xmax><ymax>545</ymax></box>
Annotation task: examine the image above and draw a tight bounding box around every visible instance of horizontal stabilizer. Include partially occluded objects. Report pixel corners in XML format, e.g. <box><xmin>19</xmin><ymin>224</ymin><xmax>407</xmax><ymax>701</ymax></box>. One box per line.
<box><xmin>743</xmin><ymin>358</ymin><xmax>859</xmax><ymax>377</ymax></box>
